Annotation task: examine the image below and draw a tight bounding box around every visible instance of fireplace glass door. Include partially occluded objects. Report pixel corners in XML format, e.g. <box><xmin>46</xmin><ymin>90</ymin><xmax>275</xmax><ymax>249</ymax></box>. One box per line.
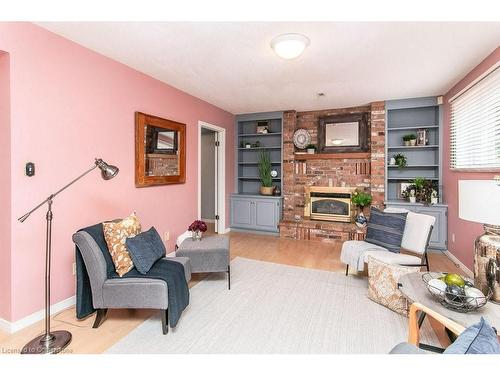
<box><xmin>310</xmin><ymin>192</ymin><xmax>352</xmax><ymax>222</ymax></box>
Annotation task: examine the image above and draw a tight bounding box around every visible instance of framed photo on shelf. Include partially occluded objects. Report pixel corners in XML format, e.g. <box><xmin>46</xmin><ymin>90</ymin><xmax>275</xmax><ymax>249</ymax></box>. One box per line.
<box><xmin>256</xmin><ymin>121</ymin><xmax>269</xmax><ymax>134</ymax></box>
<box><xmin>397</xmin><ymin>182</ymin><xmax>412</xmax><ymax>199</ymax></box>
<box><xmin>416</xmin><ymin>129</ymin><xmax>428</xmax><ymax>146</ymax></box>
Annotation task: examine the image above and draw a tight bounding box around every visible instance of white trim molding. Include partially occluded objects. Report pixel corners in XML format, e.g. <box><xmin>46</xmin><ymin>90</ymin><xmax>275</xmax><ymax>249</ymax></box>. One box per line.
<box><xmin>198</xmin><ymin>120</ymin><xmax>226</xmax><ymax>234</ymax></box>
<box><xmin>0</xmin><ymin>295</ymin><xmax>76</xmax><ymax>334</ymax></box>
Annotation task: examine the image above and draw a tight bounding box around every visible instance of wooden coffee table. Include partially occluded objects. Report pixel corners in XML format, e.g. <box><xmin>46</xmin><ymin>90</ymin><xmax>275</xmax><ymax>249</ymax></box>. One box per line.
<box><xmin>399</xmin><ymin>272</ymin><xmax>500</xmax><ymax>352</ymax></box>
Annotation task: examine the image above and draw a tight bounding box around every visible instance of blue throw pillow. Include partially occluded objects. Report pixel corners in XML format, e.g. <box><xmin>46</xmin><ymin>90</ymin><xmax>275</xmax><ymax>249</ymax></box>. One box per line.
<box><xmin>126</xmin><ymin>227</ymin><xmax>166</xmax><ymax>274</ymax></box>
<box><xmin>365</xmin><ymin>207</ymin><xmax>407</xmax><ymax>253</ymax></box>
<box><xmin>444</xmin><ymin>317</ymin><xmax>500</xmax><ymax>354</ymax></box>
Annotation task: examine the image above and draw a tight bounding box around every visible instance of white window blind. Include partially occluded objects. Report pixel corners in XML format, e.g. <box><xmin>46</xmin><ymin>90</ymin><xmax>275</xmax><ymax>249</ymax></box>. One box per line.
<box><xmin>450</xmin><ymin>66</ymin><xmax>500</xmax><ymax>170</ymax></box>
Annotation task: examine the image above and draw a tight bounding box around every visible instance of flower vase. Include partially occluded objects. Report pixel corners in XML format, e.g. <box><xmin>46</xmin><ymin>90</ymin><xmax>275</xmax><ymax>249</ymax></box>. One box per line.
<box><xmin>354</xmin><ymin>207</ymin><xmax>368</xmax><ymax>228</ymax></box>
<box><xmin>192</xmin><ymin>230</ymin><xmax>202</xmax><ymax>241</ymax></box>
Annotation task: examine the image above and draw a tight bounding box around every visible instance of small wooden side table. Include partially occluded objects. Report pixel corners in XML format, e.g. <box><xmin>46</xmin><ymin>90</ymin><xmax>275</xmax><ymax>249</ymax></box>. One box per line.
<box><xmin>399</xmin><ymin>272</ymin><xmax>500</xmax><ymax>352</ymax></box>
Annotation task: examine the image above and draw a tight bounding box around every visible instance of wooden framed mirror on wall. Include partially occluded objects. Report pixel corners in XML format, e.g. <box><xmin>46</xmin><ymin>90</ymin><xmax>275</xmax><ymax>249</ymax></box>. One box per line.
<box><xmin>318</xmin><ymin>113</ymin><xmax>369</xmax><ymax>153</ymax></box>
<box><xmin>135</xmin><ymin>112</ymin><xmax>186</xmax><ymax>187</ymax></box>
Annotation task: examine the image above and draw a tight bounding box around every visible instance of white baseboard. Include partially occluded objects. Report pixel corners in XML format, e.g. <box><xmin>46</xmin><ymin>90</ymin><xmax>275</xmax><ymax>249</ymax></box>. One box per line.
<box><xmin>0</xmin><ymin>295</ymin><xmax>76</xmax><ymax>334</ymax></box>
<box><xmin>222</xmin><ymin>227</ymin><xmax>231</xmax><ymax>234</ymax></box>
<box><xmin>444</xmin><ymin>251</ymin><xmax>474</xmax><ymax>278</ymax></box>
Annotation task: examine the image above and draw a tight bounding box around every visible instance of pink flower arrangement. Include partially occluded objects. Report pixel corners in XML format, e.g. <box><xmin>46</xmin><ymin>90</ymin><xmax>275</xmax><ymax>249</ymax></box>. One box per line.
<box><xmin>188</xmin><ymin>220</ymin><xmax>208</xmax><ymax>233</ymax></box>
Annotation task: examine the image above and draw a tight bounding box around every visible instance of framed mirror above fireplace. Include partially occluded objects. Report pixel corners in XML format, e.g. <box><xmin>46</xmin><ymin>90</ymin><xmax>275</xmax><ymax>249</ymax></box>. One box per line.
<box><xmin>318</xmin><ymin>113</ymin><xmax>369</xmax><ymax>153</ymax></box>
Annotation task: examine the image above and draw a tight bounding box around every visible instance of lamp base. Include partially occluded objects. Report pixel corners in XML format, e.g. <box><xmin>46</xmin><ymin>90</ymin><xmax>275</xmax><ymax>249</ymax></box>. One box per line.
<box><xmin>474</xmin><ymin>224</ymin><xmax>500</xmax><ymax>303</ymax></box>
<box><xmin>21</xmin><ymin>330</ymin><xmax>72</xmax><ymax>354</ymax></box>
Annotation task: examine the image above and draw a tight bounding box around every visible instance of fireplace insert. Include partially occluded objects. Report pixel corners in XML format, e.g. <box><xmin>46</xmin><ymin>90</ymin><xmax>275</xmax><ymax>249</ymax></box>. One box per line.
<box><xmin>305</xmin><ymin>187</ymin><xmax>354</xmax><ymax>222</ymax></box>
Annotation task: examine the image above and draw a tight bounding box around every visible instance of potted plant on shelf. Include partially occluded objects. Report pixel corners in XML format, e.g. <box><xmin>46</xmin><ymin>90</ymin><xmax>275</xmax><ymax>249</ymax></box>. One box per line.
<box><xmin>306</xmin><ymin>144</ymin><xmax>317</xmax><ymax>154</ymax></box>
<box><xmin>258</xmin><ymin>151</ymin><xmax>274</xmax><ymax>195</ymax></box>
<box><xmin>188</xmin><ymin>219</ymin><xmax>208</xmax><ymax>241</ymax></box>
<box><xmin>402</xmin><ymin>134</ymin><xmax>416</xmax><ymax>146</ymax></box>
<box><xmin>351</xmin><ymin>190</ymin><xmax>372</xmax><ymax>227</ymax></box>
<box><xmin>394</xmin><ymin>153</ymin><xmax>407</xmax><ymax>168</ymax></box>
<box><xmin>401</xmin><ymin>177</ymin><xmax>437</xmax><ymax>204</ymax></box>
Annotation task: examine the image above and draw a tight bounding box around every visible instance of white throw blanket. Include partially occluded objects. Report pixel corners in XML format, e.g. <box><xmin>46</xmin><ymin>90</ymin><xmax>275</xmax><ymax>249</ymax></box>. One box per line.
<box><xmin>340</xmin><ymin>240</ymin><xmax>388</xmax><ymax>272</ymax></box>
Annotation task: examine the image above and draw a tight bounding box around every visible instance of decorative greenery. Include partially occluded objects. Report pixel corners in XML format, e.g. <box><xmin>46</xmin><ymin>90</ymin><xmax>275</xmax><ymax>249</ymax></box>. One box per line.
<box><xmin>401</xmin><ymin>177</ymin><xmax>437</xmax><ymax>203</ymax></box>
<box><xmin>306</xmin><ymin>144</ymin><xmax>317</xmax><ymax>150</ymax></box>
<box><xmin>394</xmin><ymin>153</ymin><xmax>407</xmax><ymax>168</ymax></box>
<box><xmin>351</xmin><ymin>190</ymin><xmax>373</xmax><ymax>209</ymax></box>
<box><xmin>254</xmin><ymin>141</ymin><xmax>261</xmax><ymax>148</ymax></box>
<box><xmin>403</xmin><ymin>134</ymin><xmax>416</xmax><ymax>141</ymax></box>
<box><xmin>258</xmin><ymin>151</ymin><xmax>273</xmax><ymax>187</ymax></box>
<box><xmin>412</xmin><ymin>177</ymin><xmax>425</xmax><ymax>190</ymax></box>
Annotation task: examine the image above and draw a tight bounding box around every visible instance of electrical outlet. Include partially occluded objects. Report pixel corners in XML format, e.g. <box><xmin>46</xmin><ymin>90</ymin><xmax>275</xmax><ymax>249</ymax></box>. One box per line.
<box><xmin>165</xmin><ymin>231</ymin><xmax>170</xmax><ymax>241</ymax></box>
<box><xmin>452</xmin><ymin>233</ymin><xmax>456</xmax><ymax>243</ymax></box>
<box><xmin>72</xmin><ymin>262</ymin><xmax>76</xmax><ymax>275</ymax></box>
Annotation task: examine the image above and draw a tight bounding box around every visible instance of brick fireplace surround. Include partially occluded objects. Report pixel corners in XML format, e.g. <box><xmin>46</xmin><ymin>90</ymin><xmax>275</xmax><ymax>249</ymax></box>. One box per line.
<box><xmin>279</xmin><ymin>102</ymin><xmax>385</xmax><ymax>242</ymax></box>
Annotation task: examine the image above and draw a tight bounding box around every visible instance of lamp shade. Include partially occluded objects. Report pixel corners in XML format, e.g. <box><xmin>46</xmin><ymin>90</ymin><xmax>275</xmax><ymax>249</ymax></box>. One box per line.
<box><xmin>459</xmin><ymin>180</ymin><xmax>500</xmax><ymax>225</ymax></box>
<box><xmin>95</xmin><ymin>158</ymin><xmax>119</xmax><ymax>180</ymax></box>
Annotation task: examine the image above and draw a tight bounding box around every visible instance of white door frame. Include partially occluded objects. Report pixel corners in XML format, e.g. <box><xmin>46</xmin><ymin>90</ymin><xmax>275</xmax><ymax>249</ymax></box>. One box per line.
<box><xmin>198</xmin><ymin>121</ymin><xmax>226</xmax><ymax>233</ymax></box>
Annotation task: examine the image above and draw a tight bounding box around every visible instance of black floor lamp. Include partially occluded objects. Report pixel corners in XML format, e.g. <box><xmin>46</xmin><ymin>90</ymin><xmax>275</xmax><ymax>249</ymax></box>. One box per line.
<box><xmin>18</xmin><ymin>158</ymin><xmax>119</xmax><ymax>354</ymax></box>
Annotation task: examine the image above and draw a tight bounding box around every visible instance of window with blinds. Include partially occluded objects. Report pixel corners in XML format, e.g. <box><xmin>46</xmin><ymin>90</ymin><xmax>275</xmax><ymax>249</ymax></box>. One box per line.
<box><xmin>450</xmin><ymin>66</ymin><xmax>500</xmax><ymax>170</ymax></box>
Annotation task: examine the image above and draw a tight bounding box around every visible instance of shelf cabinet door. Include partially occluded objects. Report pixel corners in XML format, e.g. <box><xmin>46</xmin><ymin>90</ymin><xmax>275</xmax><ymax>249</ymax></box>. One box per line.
<box><xmin>415</xmin><ymin>207</ymin><xmax>447</xmax><ymax>250</ymax></box>
<box><xmin>230</xmin><ymin>198</ymin><xmax>255</xmax><ymax>229</ymax></box>
<box><xmin>254</xmin><ymin>199</ymin><xmax>280</xmax><ymax>231</ymax></box>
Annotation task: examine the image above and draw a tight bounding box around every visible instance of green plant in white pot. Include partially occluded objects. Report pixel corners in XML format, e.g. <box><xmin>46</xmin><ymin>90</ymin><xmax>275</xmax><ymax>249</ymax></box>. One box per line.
<box><xmin>258</xmin><ymin>151</ymin><xmax>274</xmax><ymax>195</ymax></box>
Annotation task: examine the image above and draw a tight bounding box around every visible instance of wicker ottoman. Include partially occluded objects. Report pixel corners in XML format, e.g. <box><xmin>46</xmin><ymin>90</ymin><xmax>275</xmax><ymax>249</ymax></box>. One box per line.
<box><xmin>176</xmin><ymin>235</ymin><xmax>230</xmax><ymax>289</ymax></box>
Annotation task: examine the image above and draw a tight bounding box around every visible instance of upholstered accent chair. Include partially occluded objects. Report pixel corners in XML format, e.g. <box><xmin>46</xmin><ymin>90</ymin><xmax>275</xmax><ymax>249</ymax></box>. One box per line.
<box><xmin>341</xmin><ymin>208</ymin><xmax>435</xmax><ymax>275</ymax></box>
<box><xmin>73</xmin><ymin>231</ymin><xmax>191</xmax><ymax>334</ymax></box>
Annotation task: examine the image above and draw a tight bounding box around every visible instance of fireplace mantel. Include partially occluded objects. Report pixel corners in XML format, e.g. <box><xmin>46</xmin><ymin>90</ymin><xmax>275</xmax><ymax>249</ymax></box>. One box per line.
<box><xmin>294</xmin><ymin>152</ymin><xmax>370</xmax><ymax>160</ymax></box>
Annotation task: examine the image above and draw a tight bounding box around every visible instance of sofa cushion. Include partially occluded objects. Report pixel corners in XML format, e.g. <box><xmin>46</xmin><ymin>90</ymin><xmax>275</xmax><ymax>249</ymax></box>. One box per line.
<box><xmin>103</xmin><ymin>213</ymin><xmax>141</xmax><ymax>277</ymax></box>
<box><xmin>365</xmin><ymin>207</ymin><xmax>407</xmax><ymax>253</ymax></box>
<box><xmin>444</xmin><ymin>317</ymin><xmax>500</xmax><ymax>354</ymax></box>
<box><xmin>126</xmin><ymin>227</ymin><xmax>166</xmax><ymax>274</ymax></box>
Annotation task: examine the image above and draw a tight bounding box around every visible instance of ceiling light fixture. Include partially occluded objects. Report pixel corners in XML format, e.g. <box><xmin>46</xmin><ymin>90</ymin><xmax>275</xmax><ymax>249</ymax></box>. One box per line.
<box><xmin>270</xmin><ymin>33</ymin><xmax>310</xmax><ymax>60</ymax></box>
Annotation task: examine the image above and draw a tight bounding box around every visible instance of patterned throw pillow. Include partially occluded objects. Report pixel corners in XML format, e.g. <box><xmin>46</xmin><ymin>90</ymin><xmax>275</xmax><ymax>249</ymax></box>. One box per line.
<box><xmin>365</xmin><ymin>207</ymin><xmax>407</xmax><ymax>253</ymax></box>
<box><xmin>103</xmin><ymin>213</ymin><xmax>141</xmax><ymax>277</ymax></box>
<box><xmin>367</xmin><ymin>256</ymin><xmax>419</xmax><ymax>316</ymax></box>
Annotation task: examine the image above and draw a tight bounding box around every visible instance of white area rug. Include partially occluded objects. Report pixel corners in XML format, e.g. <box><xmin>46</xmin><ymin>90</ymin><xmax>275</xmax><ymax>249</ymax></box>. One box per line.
<box><xmin>107</xmin><ymin>257</ymin><xmax>439</xmax><ymax>354</ymax></box>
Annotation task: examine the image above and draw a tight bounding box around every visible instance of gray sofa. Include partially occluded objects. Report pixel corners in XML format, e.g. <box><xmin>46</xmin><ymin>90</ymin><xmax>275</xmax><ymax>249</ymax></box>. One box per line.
<box><xmin>73</xmin><ymin>231</ymin><xmax>191</xmax><ymax>334</ymax></box>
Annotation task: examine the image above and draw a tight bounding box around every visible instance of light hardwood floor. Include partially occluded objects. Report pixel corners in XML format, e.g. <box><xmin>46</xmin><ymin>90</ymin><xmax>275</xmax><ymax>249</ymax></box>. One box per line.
<box><xmin>0</xmin><ymin>230</ymin><xmax>464</xmax><ymax>354</ymax></box>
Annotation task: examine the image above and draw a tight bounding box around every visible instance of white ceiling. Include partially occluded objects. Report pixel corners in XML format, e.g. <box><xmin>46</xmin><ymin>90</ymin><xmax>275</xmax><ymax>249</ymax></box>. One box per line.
<box><xmin>38</xmin><ymin>22</ymin><xmax>500</xmax><ymax>114</ymax></box>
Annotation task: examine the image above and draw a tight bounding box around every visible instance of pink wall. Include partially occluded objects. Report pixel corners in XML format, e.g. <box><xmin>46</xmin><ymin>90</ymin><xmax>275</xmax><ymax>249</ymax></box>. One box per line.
<box><xmin>0</xmin><ymin>51</ymin><xmax>12</xmax><ymax>321</ymax></box>
<box><xmin>443</xmin><ymin>47</ymin><xmax>500</xmax><ymax>270</ymax></box>
<box><xmin>0</xmin><ymin>23</ymin><xmax>235</xmax><ymax>322</ymax></box>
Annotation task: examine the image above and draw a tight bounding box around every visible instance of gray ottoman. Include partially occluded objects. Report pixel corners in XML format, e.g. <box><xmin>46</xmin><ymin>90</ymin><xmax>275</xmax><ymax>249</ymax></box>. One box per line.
<box><xmin>176</xmin><ymin>235</ymin><xmax>230</xmax><ymax>289</ymax></box>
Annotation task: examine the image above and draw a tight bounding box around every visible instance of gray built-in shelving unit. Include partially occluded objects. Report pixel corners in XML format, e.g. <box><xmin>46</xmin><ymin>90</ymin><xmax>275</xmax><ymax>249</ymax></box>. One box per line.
<box><xmin>385</xmin><ymin>97</ymin><xmax>443</xmax><ymax>201</ymax></box>
<box><xmin>230</xmin><ymin>112</ymin><xmax>283</xmax><ymax>234</ymax></box>
<box><xmin>384</xmin><ymin>97</ymin><xmax>448</xmax><ymax>250</ymax></box>
<box><xmin>235</xmin><ymin>112</ymin><xmax>283</xmax><ymax>195</ymax></box>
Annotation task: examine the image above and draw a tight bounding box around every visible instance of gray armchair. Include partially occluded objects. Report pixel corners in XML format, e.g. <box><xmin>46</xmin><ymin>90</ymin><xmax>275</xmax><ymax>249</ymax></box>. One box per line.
<box><xmin>72</xmin><ymin>231</ymin><xmax>191</xmax><ymax>334</ymax></box>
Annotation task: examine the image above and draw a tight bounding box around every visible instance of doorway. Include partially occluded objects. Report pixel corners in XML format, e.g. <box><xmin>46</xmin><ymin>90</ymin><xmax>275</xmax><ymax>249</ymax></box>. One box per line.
<box><xmin>198</xmin><ymin>121</ymin><xmax>226</xmax><ymax>234</ymax></box>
